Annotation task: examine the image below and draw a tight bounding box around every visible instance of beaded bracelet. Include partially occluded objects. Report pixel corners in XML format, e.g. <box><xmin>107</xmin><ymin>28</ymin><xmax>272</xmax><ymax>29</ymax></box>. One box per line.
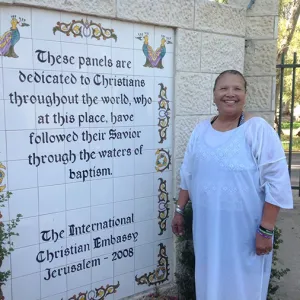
<box><xmin>259</xmin><ymin>225</ymin><xmax>274</xmax><ymax>234</ymax></box>
<box><xmin>257</xmin><ymin>229</ymin><xmax>273</xmax><ymax>239</ymax></box>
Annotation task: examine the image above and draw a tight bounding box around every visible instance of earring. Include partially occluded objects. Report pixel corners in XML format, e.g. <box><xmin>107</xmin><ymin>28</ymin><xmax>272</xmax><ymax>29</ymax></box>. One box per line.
<box><xmin>212</xmin><ymin>102</ymin><xmax>216</xmax><ymax>106</ymax></box>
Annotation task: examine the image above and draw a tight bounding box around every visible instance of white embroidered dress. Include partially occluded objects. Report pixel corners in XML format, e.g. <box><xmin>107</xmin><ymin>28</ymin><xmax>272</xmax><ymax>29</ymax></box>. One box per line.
<box><xmin>180</xmin><ymin>117</ymin><xmax>293</xmax><ymax>300</ymax></box>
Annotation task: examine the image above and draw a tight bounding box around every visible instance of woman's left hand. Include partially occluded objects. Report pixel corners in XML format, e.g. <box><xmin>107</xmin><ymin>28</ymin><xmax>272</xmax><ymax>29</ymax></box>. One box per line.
<box><xmin>255</xmin><ymin>232</ymin><xmax>273</xmax><ymax>255</ymax></box>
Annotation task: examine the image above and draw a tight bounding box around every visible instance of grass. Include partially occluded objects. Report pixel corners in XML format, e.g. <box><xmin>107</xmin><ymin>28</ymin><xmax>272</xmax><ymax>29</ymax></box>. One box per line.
<box><xmin>281</xmin><ymin>135</ymin><xmax>300</xmax><ymax>151</ymax></box>
<box><xmin>281</xmin><ymin>122</ymin><xmax>300</xmax><ymax>129</ymax></box>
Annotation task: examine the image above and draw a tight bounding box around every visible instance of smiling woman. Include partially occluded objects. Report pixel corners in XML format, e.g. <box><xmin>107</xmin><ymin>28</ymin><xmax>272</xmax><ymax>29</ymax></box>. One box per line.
<box><xmin>172</xmin><ymin>70</ymin><xmax>294</xmax><ymax>300</ymax></box>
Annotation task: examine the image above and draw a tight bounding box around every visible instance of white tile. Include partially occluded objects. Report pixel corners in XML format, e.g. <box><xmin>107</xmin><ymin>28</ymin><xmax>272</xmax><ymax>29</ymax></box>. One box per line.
<box><xmin>135</xmin><ymin>173</ymin><xmax>154</xmax><ymax>198</ymax></box>
<box><xmin>88</xmin><ymin>98</ymin><xmax>113</xmax><ymax>129</ymax></box>
<box><xmin>113</xmin><ymin>271</ymin><xmax>135</xmax><ymax>300</ymax></box>
<box><xmin>134</xmin><ymin>149</ymin><xmax>155</xmax><ymax>175</ymax></box>
<box><xmin>92</xmin><ymin>228</ymin><xmax>114</xmax><ymax>257</ymax></box>
<box><xmin>5</xmin><ymin>99</ymin><xmax>36</xmax><ymax>130</ymax></box>
<box><xmin>134</xmin><ymin>265</ymin><xmax>155</xmax><ymax>295</ymax></box>
<box><xmin>66</xmin><ymin>181</ymin><xmax>91</xmax><ymax>210</ymax></box>
<box><xmin>3</xmin><ymin>68</ymin><xmax>34</xmax><ymax>99</ymax></box>
<box><xmin>11</xmin><ymin>216</ymin><xmax>39</xmax><ymax>248</ymax></box>
<box><xmin>90</xmin><ymin>203</ymin><xmax>113</xmax><ymax>225</ymax></box>
<box><xmin>33</xmin><ymin>40</ymin><xmax>62</xmax><ymax>71</ymax></box>
<box><xmin>63</xmin><ymin>100</ymin><xmax>90</xmax><ymax>129</ymax></box>
<box><xmin>112</xmin><ymin>20</ymin><xmax>134</xmax><ymax>49</ymax></box>
<box><xmin>135</xmin><ymin>219</ymin><xmax>154</xmax><ymax>246</ymax></box>
<box><xmin>66</xmin><ymin>233</ymin><xmax>92</xmax><ymax>264</ymax></box>
<box><xmin>32</xmin><ymin>8</ymin><xmax>61</xmax><ymax>41</ymax></box>
<box><xmin>134</xmin><ymin>76</ymin><xmax>154</xmax><ymax>102</ymax></box>
<box><xmin>60</xmin><ymin>13</ymin><xmax>88</xmax><ymax>44</ymax></box>
<box><xmin>3</xmin><ymin>38</ymin><xmax>33</xmax><ymax>69</ymax></box>
<box><xmin>87</xmin><ymin>44</ymin><xmax>112</xmax><ymax>74</ymax></box>
<box><xmin>67</xmin><ymin>284</ymin><xmax>91</xmax><ymax>300</ymax></box>
<box><xmin>6</xmin><ymin>130</ymin><xmax>36</xmax><ymax>161</ymax></box>
<box><xmin>63</xmin><ymin>73</ymin><xmax>89</xmax><ymax>98</ymax></box>
<box><xmin>34</xmin><ymin>69</ymin><xmax>63</xmax><ymax>97</ymax></box>
<box><xmin>38</xmin><ymin>238</ymin><xmax>67</xmax><ymax>270</ymax></box>
<box><xmin>154</xmin><ymin>26</ymin><xmax>175</xmax><ymax>53</ymax></box>
<box><xmin>91</xmin><ymin>178</ymin><xmax>113</xmax><ymax>206</ymax></box>
<box><xmin>83</xmin><ymin>128</ymin><xmax>113</xmax><ymax>153</ymax></box>
<box><xmin>42</xmin><ymin>292</ymin><xmax>67</xmax><ymax>300</ymax></box>
<box><xmin>0</xmin><ymin>194</ymin><xmax>9</xmax><ymax>222</ymax></box>
<box><xmin>12</xmin><ymin>272</ymin><xmax>41</xmax><ymax>300</ymax></box>
<box><xmin>87</xmin><ymin>17</ymin><xmax>113</xmax><ymax>47</ymax></box>
<box><xmin>0</xmin><ymin>68</ymin><xmax>3</xmax><ymax>99</ymax></box>
<box><xmin>38</xmin><ymin>161</ymin><xmax>66</xmax><ymax>186</ymax></box>
<box><xmin>7</xmin><ymin>160</ymin><xmax>38</xmax><ymax>190</ymax></box>
<box><xmin>133</xmin><ymin>49</ymin><xmax>155</xmax><ymax>77</ymax></box>
<box><xmin>11</xmin><ymin>245</ymin><xmax>40</xmax><ymax>277</ymax></box>
<box><xmin>134</xmin><ymin>24</ymin><xmax>155</xmax><ymax>50</ymax></box>
<box><xmin>154</xmin><ymin>52</ymin><xmax>174</xmax><ymax>78</ymax></box>
<box><xmin>113</xmin><ymin>155</ymin><xmax>134</xmax><ymax>177</ymax></box>
<box><xmin>67</xmin><ymin>207</ymin><xmax>91</xmax><ymax>237</ymax></box>
<box><xmin>67</xmin><ymin>261</ymin><xmax>92</xmax><ymax>291</ymax></box>
<box><xmin>39</xmin><ymin>184</ymin><xmax>65</xmax><ymax>215</ymax></box>
<box><xmin>113</xmin><ymin>247</ymin><xmax>134</xmax><ymax>276</ymax></box>
<box><xmin>39</xmin><ymin>212</ymin><xmax>66</xmax><ymax>244</ymax></box>
<box><xmin>135</xmin><ymin>196</ymin><xmax>154</xmax><ymax>223</ymax></box>
<box><xmin>113</xmin><ymin>200</ymin><xmax>134</xmax><ymax>225</ymax></box>
<box><xmin>0</xmin><ymin>130</ymin><xmax>6</xmax><ymax>161</ymax></box>
<box><xmin>64</xmin><ymin>128</ymin><xmax>89</xmax><ymax>154</ymax></box>
<box><xmin>134</xmin><ymin>99</ymin><xmax>154</xmax><ymax>126</ymax></box>
<box><xmin>112</xmin><ymin>48</ymin><xmax>134</xmax><ymax>76</ymax></box>
<box><xmin>113</xmin><ymin>175</ymin><xmax>134</xmax><ymax>202</ymax></box>
<box><xmin>113</xmin><ymin>223</ymin><xmax>136</xmax><ymax>252</ymax></box>
<box><xmin>111</xmin><ymin>127</ymin><xmax>136</xmax><ymax>151</ymax></box>
<box><xmin>1</xmin><ymin>255</ymin><xmax>11</xmax><ymax>280</ymax></box>
<box><xmin>134</xmin><ymin>126</ymin><xmax>154</xmax><ymax>151</ymax></box>
<box><xmin>41</xmin><ymin>265</ymin><xmax>67</xmax><ymax>298</ymax></box>
<box><xmin>134</xmin><ymin>243</ymin><xmax>154</xmax><ymax>270</ymax></box>
<box><xmin>9</xmin><ymin>188</ymin><xmax>38</xmax><ymax>219</ymax></box>
<box><xmin>0</xmin><ymin>100</ymin><xmax>5</xmax><ymax>130</ymax></box>
<box><xmin>61</xmin><ymin>42</ymin><xmax>88</xmax><ymax>72</ymax></box>
<box><xmin>2</xmin><ymin>279</ymin><xmax>12</xmax><ymax>300</ymax></box>
<box><xmin>91</xmin><ymin>253</ymin><xmax>113</xmax><ymax>282</ymax></box>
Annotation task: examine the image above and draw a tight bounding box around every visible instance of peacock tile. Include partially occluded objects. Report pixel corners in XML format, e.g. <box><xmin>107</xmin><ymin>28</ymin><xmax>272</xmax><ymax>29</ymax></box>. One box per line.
<box><xmin>12</xmin><ymin>272</ymin><xmax>41</xmax><ymax>300</ymax></box>
<box><xmin>3</xmin><ymin>68</ymin><xmax>34</xmax><ymax>100</ymax></box>
<box><xmin>87</xmin><ymin>43</ymin><xmax>112</xmax><ymax>74</ymax></box>
<box><xmin>39</xmin><ymin>184</ymin><xmax>66</xmax><ymax>215</ymax></box>
<box><xmin>90</xmin><ymin>178</ymin><xmax>114</xmax><ymax>206</ymax></box>
<box><xmin>86</xmin><ymin>16</ymin><xmax>113</xmax><ymax>47</ymax></box>
<box><xmin>154</xmin><ymin>52</ymin><xmax>174</xmax><ymax>78</ymax></box>
<box><xmin>112</xmin><ymin>20</ymin><xmax>134</xmax><ymax>50</ymax></box>
<box><xmin>7</xmin><ymin>159</ymin><xmax>38</xmax><ymax>190</ymax></box>
<box><xmin>32</xmin><ymin>8</ymin><xmax>61</xmax><ymax>42</ymax></box>
<box><xmin>6</xmin><ymin>129</ymin><xmax>36</xmax><ymax>161</ymax></box>
<box><xmin>3</xmin><ymin>37</ymin><xmax>33</xmax><ymax>69</ymax></box>
<box><xmin>133</xmin><ymin>49</ymin><xmax>155</xmax><ymax>77</ymax></box>
<box><xmin>11</xmin><ymin>245</ymin><xmax>41</xmax><ymax>277</ymax></box>
<box><xmin>59</xmin><ymin>12</ymin><xmax>88</xmax><ymax>45</ymax></box>
<box><xmin>66</xmin><ymin>181</ymin><xmax>91</xmax><ymax>211</ymax></box>
<box><xmin>135</xmin><ymin>173</ymin><xmax>154</xmax><ymax>199</ymax></box>
<box><xmin>9</xmin><ymin>187</ymin><xmax>39</xmax><ymax>219</ymax></box>
<box><xmin>154</xmin><ymin>26</ymin><xmax>174</xmax><ymax>54</ymax></box>
<box><xmin>111</xmin><ymin>48</ymin><xmax>134</xmax><ymax>76</ymax></box>
<box><xmin>133</xmin><ymin>24</ymin><xmax>154</xmax><ymax>51</ymax></box>
<box><xmin>11</xmin><ymin>216</ymin><xmax>39</xmax><ymax>249</ymax></box>
<box><xmin>1</xmin><ymin>6</ymin><xmax>32</xmax><ymax>40</ymax></box>
<box><xmin>113</xmin><ymin>175</ymin><xmax>134</xmax><ymax>203</ymax></box>
<box><xmin>33</xmin><ymin>39</ymin><xmax>62</xmax><ymax>71</ymax></box>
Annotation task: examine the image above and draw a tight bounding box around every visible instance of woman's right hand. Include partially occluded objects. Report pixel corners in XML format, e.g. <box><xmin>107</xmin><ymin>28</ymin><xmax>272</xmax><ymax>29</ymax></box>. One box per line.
<box><xmin>171</xmin><ymin>213</ymin><xmax>185</xmax><ymax>236</ymax></box>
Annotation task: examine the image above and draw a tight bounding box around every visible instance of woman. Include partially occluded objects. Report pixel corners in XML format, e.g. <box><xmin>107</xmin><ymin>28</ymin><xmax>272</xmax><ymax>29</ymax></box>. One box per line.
<box><xmin>172</xmin><ymin>70</ymin><xmax>293</xmax><ymax>300</ymax></box>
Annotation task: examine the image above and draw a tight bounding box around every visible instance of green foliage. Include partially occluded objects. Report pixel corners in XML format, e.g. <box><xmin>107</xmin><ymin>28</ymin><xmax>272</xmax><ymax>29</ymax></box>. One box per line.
<box><xmin>175</xmin><ymin>203</ymin><xmax>289</xmax><ymax>300</ymax></box>
<box><xmin>0</xmin><ymin>192</ymin><xmax>22</xmax><ymax>285</ymax></box>
<box><xmin>281</xmin><ymin>135</ymin><xmax>300</xmax><ymax>151</ymax></box>
<box><xmin>281</xmin><ymin>121</ymin><xmax>300</xmax><ymax>129</ymax></box>
<box><xmin>214</xmin><ymin>0</ymin><xmax>228</xmax><ymax>3</ymax></box>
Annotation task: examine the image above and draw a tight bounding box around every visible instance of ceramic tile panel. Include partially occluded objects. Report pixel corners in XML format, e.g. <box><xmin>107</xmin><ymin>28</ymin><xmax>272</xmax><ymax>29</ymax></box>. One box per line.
<box><xmin>0</xmin><ymin>5</ymin><xmax>174</xmax><ymax>300</ymax></box>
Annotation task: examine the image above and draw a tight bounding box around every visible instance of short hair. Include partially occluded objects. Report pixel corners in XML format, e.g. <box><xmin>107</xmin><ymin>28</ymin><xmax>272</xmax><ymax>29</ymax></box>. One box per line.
<box><xmin>213</xmin><ymin>70</ymin><xmax>247</xmax><ymax>91</ymax></box>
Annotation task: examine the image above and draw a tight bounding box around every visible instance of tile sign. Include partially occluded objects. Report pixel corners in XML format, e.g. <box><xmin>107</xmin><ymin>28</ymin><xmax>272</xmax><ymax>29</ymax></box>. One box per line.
<box><xmin>0</xmin><ymin>6</ymin><xmax>174</xmax><ymax>300</ymax></box>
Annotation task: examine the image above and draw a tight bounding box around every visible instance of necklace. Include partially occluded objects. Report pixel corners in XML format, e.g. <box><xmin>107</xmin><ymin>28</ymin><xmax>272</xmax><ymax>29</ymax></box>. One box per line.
<box><xmin>211</xmin><ymin>111</ymin><xmax>245</xmax><ymax>127</ymax></box>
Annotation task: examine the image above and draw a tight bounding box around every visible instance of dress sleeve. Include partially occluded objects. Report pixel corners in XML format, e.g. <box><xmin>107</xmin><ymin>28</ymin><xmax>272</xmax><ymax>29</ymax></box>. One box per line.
<box><xmin>179</xmin><ymin>127</ymin><xmax>197</xmax><ymax>191</ymax></box>
<box><xmin>248</xmin><ymin>118</ymin><xmax>293</xmax><ymax>209</ymax></box>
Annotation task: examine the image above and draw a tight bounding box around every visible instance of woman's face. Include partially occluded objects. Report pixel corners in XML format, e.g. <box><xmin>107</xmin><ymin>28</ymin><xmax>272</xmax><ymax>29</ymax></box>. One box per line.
<box><xmin>213</xmin><ymin>73</ymin><xmax>246</xmax><ymax>116</ymax></box>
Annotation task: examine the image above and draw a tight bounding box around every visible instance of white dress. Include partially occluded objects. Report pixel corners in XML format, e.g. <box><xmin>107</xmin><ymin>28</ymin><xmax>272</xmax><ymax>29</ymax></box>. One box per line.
<box><xmin>180</xmin><ymin>117</ymin><xmax>293</xmax><ymax>300</ymax></box>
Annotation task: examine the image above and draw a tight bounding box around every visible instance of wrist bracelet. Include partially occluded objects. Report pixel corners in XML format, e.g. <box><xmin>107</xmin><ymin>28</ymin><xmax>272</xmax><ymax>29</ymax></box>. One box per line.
<box><xmin>175</xmin><ymin>205</ymin><xmax>184</xmax><ymax>215</ymax></box>
<box><xmin>259</xmin><ymin>225</ymin><xmax>274</xmax><ymax>235</ymax></box>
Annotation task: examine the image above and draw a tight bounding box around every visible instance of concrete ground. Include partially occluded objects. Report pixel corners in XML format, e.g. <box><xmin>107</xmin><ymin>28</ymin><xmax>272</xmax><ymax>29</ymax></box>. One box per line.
<box><xmin>276</xmin><ymin>191</ymin><xmax>300</xmax><ymax>300</ymax></box>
